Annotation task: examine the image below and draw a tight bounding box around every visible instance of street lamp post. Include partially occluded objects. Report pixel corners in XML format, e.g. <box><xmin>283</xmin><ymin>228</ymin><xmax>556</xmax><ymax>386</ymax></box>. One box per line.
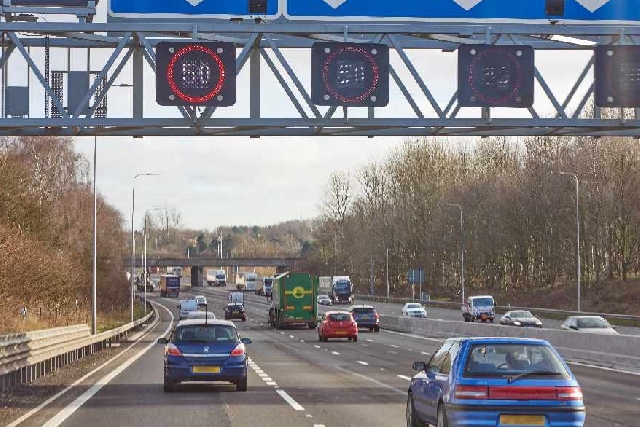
<box><xmin>130</xmin><ymin>173</ymin><xmax>159</xmax><ymax>323</ymax></box>
<box><xmin>555</xmin><ymin>171</ymin><xmax>581</xmax><ymax>312</ymax></box>
<box><xmin>91</xmin><ymin>136</ymin><xmax>97</xmax><ymax>335</ymax></box>
<box><xmin>448</xmin><ymin>204</ymin><xmax>465</xmax><ymax>305</ymax></box>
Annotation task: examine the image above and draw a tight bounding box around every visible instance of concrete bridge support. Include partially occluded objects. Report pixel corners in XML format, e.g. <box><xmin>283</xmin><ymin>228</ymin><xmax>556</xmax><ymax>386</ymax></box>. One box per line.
<box><xmin>191</xmin><ymin>266</ymin><xmax>204</xmax><ymax>287</ymax></box>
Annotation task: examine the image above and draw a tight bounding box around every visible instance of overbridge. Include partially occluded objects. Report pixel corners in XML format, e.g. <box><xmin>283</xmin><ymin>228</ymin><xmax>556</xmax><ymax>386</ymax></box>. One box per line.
<box><xmin>125</xmin><ymin>256</ymin><xmax>305</xmax><ymax>286</ymax></box>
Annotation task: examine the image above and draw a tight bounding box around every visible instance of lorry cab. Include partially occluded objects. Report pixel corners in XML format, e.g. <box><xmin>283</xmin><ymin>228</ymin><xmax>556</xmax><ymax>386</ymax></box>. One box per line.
<box><xmin>462</xmin><ymin>295</ymin><xmax>496</xmax><ymax>323</ymax></box>
<box><xmin>229</xmin><ymin>292</ymin><xmax>245</xmax><ymax>305</ymax></box>
<box><xmin>245</xmin><ymin>273</ymin><xmax>258</xmax><ymax>292</ymax></box>
<box><xmin>173</xmin><ymin>267</ymin><xmax>183</xmax><ymax>278</ymax></box>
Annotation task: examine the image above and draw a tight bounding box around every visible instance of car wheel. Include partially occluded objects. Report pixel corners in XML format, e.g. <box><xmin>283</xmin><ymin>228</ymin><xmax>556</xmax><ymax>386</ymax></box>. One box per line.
<box><xmin>375</xmin><ymin>326</ymin><xmax>380</xmax><ymax>332</ymax></box>
<box><xmin>489</xmin><ymin>318</ymin><xmax>494</xmax><ymax>323</ymax></box>
<box><xmin>437</xmin><ymin>403</ymin><xmax>449</xmax><ymax>427</ymax></box>
<box><xmin>369</xmin><ymin>326</ymin><xmax>374</xmax><ymax>332</ymax></box>
<box><xmin>406</xmin><ymin>393</ymin><xmax>420</xmax><ymax>427</ymax></box>
<box><xmin>236</xmin><ymin>376</ymin><xmax>248</xmax><ymax>392</ymax></box>
<box><xmin>352</xmin><ymin>336</ymin><xmax>358</xmax><ymax>342</ymax></box>
<box><xmin>163</xmin><ymin>378</ymin><xmax>175</xmax><ymax>393</ymax></box>
<box><xmin>242</xmin><ymin>317</ymin><xmax>247</xmax><ymax>322</ymax></box>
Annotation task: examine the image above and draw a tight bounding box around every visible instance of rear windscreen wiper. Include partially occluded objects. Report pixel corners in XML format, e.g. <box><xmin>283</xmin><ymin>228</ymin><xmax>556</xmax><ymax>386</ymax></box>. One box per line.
<box><xmin>507</xmin><ymin>371</ymin><xmax>565</xmax><ymax>384</ymax></box>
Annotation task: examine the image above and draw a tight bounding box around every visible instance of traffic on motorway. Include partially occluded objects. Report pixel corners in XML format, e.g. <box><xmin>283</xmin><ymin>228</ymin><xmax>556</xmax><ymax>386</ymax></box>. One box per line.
<box><xmin>7</xmin><ymin>273</ymin><xmax>639</xmax><ymax>427</ymax></box>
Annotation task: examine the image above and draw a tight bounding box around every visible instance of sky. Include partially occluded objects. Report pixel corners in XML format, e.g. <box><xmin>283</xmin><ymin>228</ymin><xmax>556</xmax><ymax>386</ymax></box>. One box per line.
<box><xmin>8</xmin><ymin>1</ymin><xmax>595</xmax><ymax>231</ymax></box>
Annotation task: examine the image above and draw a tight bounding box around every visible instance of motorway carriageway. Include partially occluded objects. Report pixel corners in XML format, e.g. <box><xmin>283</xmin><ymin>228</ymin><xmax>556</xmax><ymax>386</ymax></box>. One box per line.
<box><xmin>7</xmin><ymin>286</ymin><xmax>640</xmax><ymax>427</ymax></box>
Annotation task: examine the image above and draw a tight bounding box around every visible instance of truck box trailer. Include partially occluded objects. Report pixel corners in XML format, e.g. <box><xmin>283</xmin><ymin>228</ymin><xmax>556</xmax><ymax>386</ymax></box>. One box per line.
<box><xmin>268</xmin><ymin>272</ymin><xmax>318</xmax><ymax>330</ymax></box>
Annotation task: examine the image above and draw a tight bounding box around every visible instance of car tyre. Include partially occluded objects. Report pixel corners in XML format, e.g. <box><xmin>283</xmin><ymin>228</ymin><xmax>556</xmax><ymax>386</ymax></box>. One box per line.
<box><xmin>352</xmin><ymin>336</ymin><xmax>358</xmax><ymax>342</ymax></box>
<box><xmin>163</xmin><ymin>378</ymin><xmax>176</xmax><ymax>393</ymax></box>
<box><xmin>406</xmin><ymin>393</ymin><xmax>420</xmax><ymax>427</ymax></box>
<box><xmin>236</xmin><ymin>376</ymin><xmax>248</xmax><ymax>392</ymax></box>
<box><xmin>437</xmin><ymin>403</ymin><xmax>449</xmax><ymax>427</ymax></box>
<box><xmin>374</xmin><ymin>325</ymin><xmax>380</xmax><ymax>332</ymax></box>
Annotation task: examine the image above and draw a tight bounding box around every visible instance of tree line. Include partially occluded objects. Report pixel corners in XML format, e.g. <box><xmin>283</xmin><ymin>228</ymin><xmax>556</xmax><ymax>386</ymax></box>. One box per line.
<box><xmin>305</xmin><ymin>135</ymin><xmax>640</xmax><ymax>310</ymax></box>
<box><xmin>0</xmin><ymin>136</ymin><xmax>129</xmax><ymax>333</ymax></box>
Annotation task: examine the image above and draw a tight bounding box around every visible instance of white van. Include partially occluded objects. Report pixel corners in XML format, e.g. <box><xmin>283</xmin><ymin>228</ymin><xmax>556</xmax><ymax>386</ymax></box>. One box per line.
<box><xmin>245</xmin><ymin>273</ymin><xmax>258</xmax><ymax>292</ymax></box>
<box><xmin>178</xmin><ymin>299</ymin><xmax>198</xmax><ymax>319</ymax></box>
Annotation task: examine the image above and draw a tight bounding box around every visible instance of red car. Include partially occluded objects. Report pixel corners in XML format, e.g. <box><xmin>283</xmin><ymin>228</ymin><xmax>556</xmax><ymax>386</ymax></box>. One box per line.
<box><xmin>318</xmin><ymin>311</ymin><xmax>358</xmax><ymax>342</ymax></box>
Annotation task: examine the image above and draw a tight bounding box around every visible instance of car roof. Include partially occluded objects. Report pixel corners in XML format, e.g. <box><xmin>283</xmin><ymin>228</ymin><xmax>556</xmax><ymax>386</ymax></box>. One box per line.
<box><xmin>570</xmin><ymin>315</ymin><xmax>606</xmax><ymax>319</ymax></box>
<box><xmin>469</xmin><ymin>295</ymin><xmax>493</xmax><ymax>299</ymax></box>
<box><xmin>459</xmin><ymin>337</ymin><xmax>550</xmax><ymax>346</ymax></box>
<box><xmin>176</xmin><ymin>318</ymin><xmax>235</xmax><ymax>327</ymax></box>
<box><xmin>324</xmin><ymin>310</ymin><xmax>352</xmax><ymax>315</ymax></box>
<box><xmin>194</xmin><ymin>295</ymin><xmax>205</xmax><ymax>298</ymax></box>
<box><xmin>350</xmin><ymin>304</ymin><xmax>374</xmax><ymax>309</ymax></box>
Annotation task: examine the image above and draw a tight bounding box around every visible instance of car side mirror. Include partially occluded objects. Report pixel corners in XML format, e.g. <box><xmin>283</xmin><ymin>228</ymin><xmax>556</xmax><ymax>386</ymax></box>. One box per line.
<box><xmin>412</xmin><ymin>361</ymin><xmax>426</xmax><ymax>371</ymax></box>
<box><xmin>157</xmin><ymin>337</ymin><xmax>168</xmax><ymax>344</ymax></box>
<box><xmin>176</xmin><ymin>305</ymin><xmax>180</xmax><ymax>309</ymax></box>
<box><xmin>241</xmin><ymin>337</ymin><xmax>252</xmax><ymax>344</ymax></box>
<box><xmin>612</xmin><ymin>325</ymin><xmax>617</xmax><ymax>330</ymax></box>
<box><xmin>570</xmin><ymin>325</ymin><xmax>579</xmax><ymax>331</ymax></box>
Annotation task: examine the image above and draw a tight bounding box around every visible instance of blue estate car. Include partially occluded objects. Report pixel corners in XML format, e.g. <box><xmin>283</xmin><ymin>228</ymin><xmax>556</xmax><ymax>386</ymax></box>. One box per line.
<box><xmin>407</xmin><ymin>337</ymin><xmax>585</xmax><ymax>427</ymax></box>
<box><xmin>157</xmin><ymin>319</ymin><xmax>252</xmax><ymax>392</ymax></box>
<box><xmin>349</xmin><ymin>305</ymin><xmax>380</xmax><ymax>332</ymax></box>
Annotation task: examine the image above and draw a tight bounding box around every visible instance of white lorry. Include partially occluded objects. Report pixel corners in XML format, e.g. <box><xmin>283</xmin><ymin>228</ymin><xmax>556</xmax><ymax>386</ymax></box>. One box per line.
<box><xmin>245</xmin><ymin>273</ymin><xmax>258</xmax><ymax>292</ymax></box>
<box><xmin>206</xmin><ymin>269</ymin><xmax>226</xmax><ymax>286</ymax></box>
<box><xmin>462</xmin><ymin>295</ymin><xmax>496</xmax><ymax>323</ymax></box>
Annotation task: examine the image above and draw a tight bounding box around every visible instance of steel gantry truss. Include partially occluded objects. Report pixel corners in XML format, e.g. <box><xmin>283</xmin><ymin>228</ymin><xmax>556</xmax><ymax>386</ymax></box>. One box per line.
<box><xmin>2</xmin><ymin>20</ymin><xmax>640</xmax><ymax>136</ymax></box>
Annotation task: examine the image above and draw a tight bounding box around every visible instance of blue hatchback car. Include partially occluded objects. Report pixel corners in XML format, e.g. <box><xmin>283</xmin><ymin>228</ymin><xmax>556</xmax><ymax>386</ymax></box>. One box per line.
<box><xmin>407</xmin><ymin>337</ymin><xmax>585</xmax><ymax>427</ymax></box>
<box><xmin>157</xmin><ymin>319</ymin><xmax>252</xmax><ymax>392</ymax></box>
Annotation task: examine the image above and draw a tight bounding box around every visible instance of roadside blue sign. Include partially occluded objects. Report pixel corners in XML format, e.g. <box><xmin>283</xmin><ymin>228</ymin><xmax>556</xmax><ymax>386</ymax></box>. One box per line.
<box><xmin>285</xmin><ymin>0</ymin><xmax>640</xmax><ymax>23</ymax></box>
<box><xmin>408</xmin><ymin>268</ymin><xmax>424</xmax><ymax>285</ymax></box>
<box><xmin>109</xmin><ymin>0</ymin><xmax>279</xmax><ymax>20</ymax></box>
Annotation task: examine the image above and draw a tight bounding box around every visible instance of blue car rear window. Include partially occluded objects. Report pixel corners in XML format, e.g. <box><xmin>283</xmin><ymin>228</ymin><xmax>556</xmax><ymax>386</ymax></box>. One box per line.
<box><xmin>174</xmin><ymin>325</ymin><xmax>237</xmax><ymax>342</ymax></box>
<box><xmin>464</xmin><ymin>344</ymin><xmax>569</xmax><ymax>377</ymax></box>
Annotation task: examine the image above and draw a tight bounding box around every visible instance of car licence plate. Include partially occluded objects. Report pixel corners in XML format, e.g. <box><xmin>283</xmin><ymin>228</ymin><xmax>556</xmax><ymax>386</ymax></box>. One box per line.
<box><xmin>335</xmin><ymin>331</ymin><xmax>347</xmax><ymax>335</ymax></box>
<box><xmin>192</xmin><ymin>366</ymin><xmax>220</xmax><ymax>374</ymax></box>
<box><xmin>499</xmin><ymin>415</ymin><xmax>545</xmax><ymax>426</ymax></box>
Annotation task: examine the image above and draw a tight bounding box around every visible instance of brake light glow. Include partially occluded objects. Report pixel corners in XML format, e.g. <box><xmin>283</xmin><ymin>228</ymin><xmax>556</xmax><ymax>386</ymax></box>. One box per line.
<box><xmin>556</xmin><ymin>386</ymin><xmax>583</xmax><ymax>400</ymax></box>
<box><xmin>230</xmin><ymin>343</ymin><xmax>246</xmax><ymax>357</ymax></box>
<box><xmin>375</xmin><ymin>312</ymin><xmax>380</xmax><ymax>319</ymax></box>
<box><xmin>454</xmin><ymin>385</ymin><xmax>488</xmax><ymax>399</ymax></box>
<box><xmin>166</xmin><ymin>343</ymin><xmax>182</xmax><ymax>357</ymax></box>
<box><xmin>455</xmin><ymin>385</ymin><xmax>583</xmax><ymax>401</ymax></box>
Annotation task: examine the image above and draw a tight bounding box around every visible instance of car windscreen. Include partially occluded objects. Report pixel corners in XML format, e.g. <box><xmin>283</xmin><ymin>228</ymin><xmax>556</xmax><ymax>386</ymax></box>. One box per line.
<box><xmin>510</xmin><ymin>311</ymin><xmax>532</xmax><ymax>318</ymax></box>
<box><xmin>351</xmin><ymin>307</ymin><xmax>375</xmax><ymax>314</ymax></box>
<box><xmin>334</xmin><ymin>280</ymin><xmax>350</xmax><ymax>290</ymax></box>
<box><xmin>328</xmin><ymin>313</ymin><xmax>352</xmax><ymax>322</ymax></box>
<box><xmin>216</xmin><ymin>274</ymin><xmax>225</xmax><ymax>279</ymax></box>
<box><xmin>406</xmin><ymin>304</ymin><xmax>422</xmax><ymax>309</ymax></box>
<box><xmin>576</xmin><ymin>317</ymin><xmax>609</xmax><ymax>329</ymax></box>
<box><xmin>471</xmin><ymin>298</ymin><xmax>494</xmax><ymax>306</ymax></box>
<box><xmin>463</xmin><ymin>344</ymin><xmax>569</xmax><ymax>378</ymax></box>
<box><xmin>173</xmin><ymin>325</ymin><xmax>237</xmax><ymax>342</ymax></box>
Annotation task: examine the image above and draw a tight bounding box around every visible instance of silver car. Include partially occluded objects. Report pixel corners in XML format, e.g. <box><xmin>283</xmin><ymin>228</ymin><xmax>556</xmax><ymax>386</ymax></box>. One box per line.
<box><xmin>561</xmin><ymin>315</ymin><xmax>618</xmax><ymax>335</ymax></box>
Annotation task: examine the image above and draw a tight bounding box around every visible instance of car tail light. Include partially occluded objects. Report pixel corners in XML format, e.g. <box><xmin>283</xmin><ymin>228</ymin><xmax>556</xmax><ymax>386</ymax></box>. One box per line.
<box><xmin>454</xmin><ymin>385</ymin><xmax>488</xmax><ymax>399</ymax></box>
<box><xmin>556</xmin><ymin>386</ymin><xmax>583</xmax><ymax>400</ymax></box>
<box><xmin>375</xmin><ymin>312</ymin><xmax>379</xmax><ymax>319</ymax></box>
<box><xmin>230</xmin><ymin>343</ymin><xmax>246</xmax><ymax>357</ymax></box>
<box><xmin>166</xmin><ymin>343</ymin><xmax>182</xmax><ymax>357</ymax></box>
<box><xmin>489</xmin><ymin>386</ymin><xmax>556</xmax><ymax>400</ymax></box>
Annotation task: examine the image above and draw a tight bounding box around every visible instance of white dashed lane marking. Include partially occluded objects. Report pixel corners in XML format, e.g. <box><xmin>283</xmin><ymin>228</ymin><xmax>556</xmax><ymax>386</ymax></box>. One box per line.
<box><xmin>390</xmin><ymin>344</ymin><xmax>399</xmax><ymax>348</ymax></box>
<box><xmin>421</xmin><ymin>351</ymin><xmax>431</xmax><ymax>356</ymax></box>
<box><xmin>397</xmin><ymin>375</ymin><xmax>412</xmax><ymax>381</ymax></box>
<box><xmin>332</xmin><ymin>351</ymin><xmax>340</xmax><ymax>355</ymax></box>
<box><xmin>357</xmin><ymin>361</ymin><xmax>369</xmax><ymax>366</ymax></box>
<box><xmin>313</xmin><ymin>345</ymin><xmax>321</xmax><ymax>349</ymax></box>
<box><xmin>289</xmin><ymin>335</ymin><xmax>295</xmax><ymax>339</ymax></box>
<box><xmin>366</xmin><ymin>339</ymin><xmax>373</xmax><ymax>342</ymax></box>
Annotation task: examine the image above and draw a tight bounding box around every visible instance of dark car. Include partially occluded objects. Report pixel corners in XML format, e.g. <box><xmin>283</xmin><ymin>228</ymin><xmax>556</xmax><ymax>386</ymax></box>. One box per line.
<box><xmin>224</xmin><ymin>302</ymin><xmax>247</xmax><ymax>321</ymax></box>
<box><xmin>500</xmin><ymin>310</ymin><xmax>543</xmax><ymax>328</ymax></box>
<box><xmin>407</xmin><ymin>337</ymin><xmax>585</xmax><ymax>427</ymax></box>
<box><xmin>349</xmin><ymin>304</ymin><xmax>380</xmax><ymax>332</ymax></box>
<box><xmin>157</xmin><ymin>319</ymin><xmax>252</xmax><ymax>392</ymax></box>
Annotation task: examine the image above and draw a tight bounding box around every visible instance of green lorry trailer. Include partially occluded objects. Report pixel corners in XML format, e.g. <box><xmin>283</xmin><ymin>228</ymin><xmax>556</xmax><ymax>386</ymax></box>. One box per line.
<box><xmin>268</xmin><ymin>272</ymin><xmax>318</xmax><ymax>329</ymax></box>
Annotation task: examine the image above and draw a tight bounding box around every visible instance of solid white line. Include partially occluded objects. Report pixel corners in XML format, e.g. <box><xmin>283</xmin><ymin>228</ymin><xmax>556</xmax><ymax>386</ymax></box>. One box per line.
<box><xmin>41</xmin><ymin>302</ymin><xmax>174</xmax><ymax>427</ymax></box>
<box><xmin>397</xmin><ymin>375</ymin><xmax>412</xmax><ymax>381</ymax></box>
<box><xmin>331</xmin><ymin>351</ymin><xmax>340</xmax><ymax>355</ymax></box>
<box><xmin>357</xmin><ymin>361</ymin><xmax>369</xmax><ymax>366</ymax></box>
<box><xmin>568</xmin><ymin>361</ymin><xmax>640</xmax><ymax>376</ymax></box>
<box><xmin>7</xmin><ymin>305</ymin><xmax>164</xmax><ymax>427</ymax></box>
<box><xmin>276</xmin><ymin>389</ymin><xmax>305</xmax><ymax>411</ymax></box>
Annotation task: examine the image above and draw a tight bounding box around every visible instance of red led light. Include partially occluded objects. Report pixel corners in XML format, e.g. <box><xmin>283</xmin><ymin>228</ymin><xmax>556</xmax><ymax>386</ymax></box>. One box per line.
<box><xmin>467</xmin><ymin>49</ymin><xmax>522</xmax><ymax>106</ymax></box>
<box><xmin>166</xmin><ymin>44</ymin><xmax>226</xmax><ymax>104</ymax></box>
<box><xmin>322</xmin><ymin>46</ymin><xmax>380</xmax><ymax>104</ymax></box>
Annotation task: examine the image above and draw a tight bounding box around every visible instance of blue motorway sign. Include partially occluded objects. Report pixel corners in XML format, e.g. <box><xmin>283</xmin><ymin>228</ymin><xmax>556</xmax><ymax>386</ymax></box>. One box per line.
<box><xmin>108</xmin><ymin>0</ymin><xmax>280</xmax><ymax>20</ymax></box>
<box><xmin>284</xmin><ymin>0</ymin><xmax>640</xmax><ymax>23</ymax></box>
<box><xmin>408</xmin><ymin>268</ymin><xmax>424</xmax><ymax>285</ymax></box>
